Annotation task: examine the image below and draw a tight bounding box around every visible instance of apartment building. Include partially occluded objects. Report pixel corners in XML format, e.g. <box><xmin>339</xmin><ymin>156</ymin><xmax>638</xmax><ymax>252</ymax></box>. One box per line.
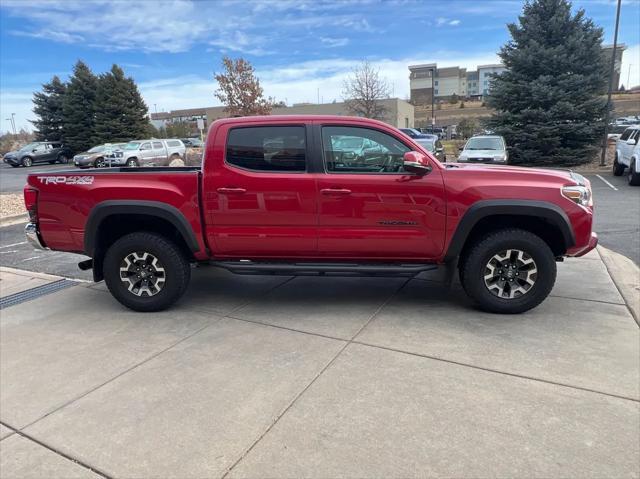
<box><xmin>477</xmin><ymin>64</ymin><xmax>507</xmax><ymax>96</ymax></box>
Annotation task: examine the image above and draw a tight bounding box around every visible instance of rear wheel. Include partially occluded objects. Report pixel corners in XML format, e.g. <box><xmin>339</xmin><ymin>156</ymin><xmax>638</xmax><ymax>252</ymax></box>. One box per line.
<box><xmin>459</xmin><ymin>228</ymin><xmax>556</xmax><ymax>314</ymax></box>
<box><xmin>613</xmin><ymin>154</ymin><xmax>625</xmax><ymax>176</ymax></box>
<box><xmin>21</xmin><ymin>156</ymin><xmax>33</xmax><ymax>167</ymax></box>
<box><xmin>629</xmin><ymin>159</ymin><xmax>640</xmax><ymax>186</ymax></box>
<box><xmin>103</xmin><ymin>232</ymin><xmax>191</xmax><ymax>312</ymax></box>
<box><xmin>57</xmin><ymin>154</ymin><xmax>69</xmax><ymax>164</ymax></box>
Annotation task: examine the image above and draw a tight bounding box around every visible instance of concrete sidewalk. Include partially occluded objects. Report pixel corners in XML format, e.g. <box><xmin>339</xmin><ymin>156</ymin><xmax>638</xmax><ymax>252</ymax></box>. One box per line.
<box><xmin>1</xmin><ymin>251</ymin><xmax>638</xmax><ymax>478</ymax></box>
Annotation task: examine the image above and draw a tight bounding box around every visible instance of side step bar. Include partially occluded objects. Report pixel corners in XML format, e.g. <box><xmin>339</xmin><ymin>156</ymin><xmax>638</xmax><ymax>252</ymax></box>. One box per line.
<box><xmin>209</xmin><ymin>260</ymin><xmax>439</xmax><ymax>277</ymax></box>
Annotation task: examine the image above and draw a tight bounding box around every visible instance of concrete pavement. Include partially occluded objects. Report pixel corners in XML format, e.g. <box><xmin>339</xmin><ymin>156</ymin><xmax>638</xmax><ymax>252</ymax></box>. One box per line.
<box><xmin>0</xmin><ymin>252</ymin><xmax>638</xmax><ymax>478</ymax></box>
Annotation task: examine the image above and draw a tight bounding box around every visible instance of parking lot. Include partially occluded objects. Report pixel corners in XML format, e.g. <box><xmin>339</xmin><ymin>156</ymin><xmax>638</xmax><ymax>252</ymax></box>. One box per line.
<box><xmin>1</xmin><ymin>247</ymin><xmax>638</xmax><ymax>478</ymax></box>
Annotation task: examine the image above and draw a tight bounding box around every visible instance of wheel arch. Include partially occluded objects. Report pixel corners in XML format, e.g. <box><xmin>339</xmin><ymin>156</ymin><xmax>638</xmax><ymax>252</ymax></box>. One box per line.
<box><xmin>84</xmin><ymin>200</ymin><xmax>200</xmax><ymax>281</ymax></box>
<box><xmin>444</xmin><ymin>200</ymin><xmax>575</xmax><ymax>262</ymax></box>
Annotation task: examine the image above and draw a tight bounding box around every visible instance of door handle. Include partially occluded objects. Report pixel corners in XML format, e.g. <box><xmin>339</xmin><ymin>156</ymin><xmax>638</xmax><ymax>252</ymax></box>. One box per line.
<box><xmin>217</xmin><ymin>187</ymin><xmax>247</xmax><ymax>194</ymax></box>
<box><xmin>320</xmin><ymin>188</ymin><xmax>352</xmax><ymax>195</ymax></box>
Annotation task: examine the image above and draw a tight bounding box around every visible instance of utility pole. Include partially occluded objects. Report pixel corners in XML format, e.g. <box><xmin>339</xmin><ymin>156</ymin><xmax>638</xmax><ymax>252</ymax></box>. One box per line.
<box><xmin>600</xmin><ymin>0</ymin><xmax>621</xmax><ymax>167</ymax></box>
<box><xmin>154</xmin><ymin>104</ymin><xmax>158</xmax><ymax>114</ymax></box>
<box><xmin>627</xmin><ymin>64</ymin><xmax>632</xmax><ymax>89</ymax></box>
<box><xmin>431</xmin><ymin>68</ymin><xmax>436</xmax><ymax>126</ymax></box>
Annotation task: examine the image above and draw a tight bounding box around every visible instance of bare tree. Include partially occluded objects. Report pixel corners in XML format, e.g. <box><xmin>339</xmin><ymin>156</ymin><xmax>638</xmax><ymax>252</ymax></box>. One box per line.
<box><xmin>214</xmin><ymin>57</ymin><xmax>272</xmax><ymax>116</ymax></box>
<box><xmin>342</xmin><ymin>61</ymin><xmax>391</xmax><ymax>120</ymax></box>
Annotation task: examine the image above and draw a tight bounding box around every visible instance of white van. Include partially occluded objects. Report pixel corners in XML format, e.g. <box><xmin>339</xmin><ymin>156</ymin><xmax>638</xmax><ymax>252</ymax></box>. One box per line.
<box><xmin>112</xmin><ymin>139</ymin><xmax>186</xmax><ymax>167</ymax></box>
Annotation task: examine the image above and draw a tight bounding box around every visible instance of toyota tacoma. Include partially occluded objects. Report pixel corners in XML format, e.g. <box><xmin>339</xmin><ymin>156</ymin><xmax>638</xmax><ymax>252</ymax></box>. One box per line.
<box><xmin>23</xmin><ymin>116</ymin><xmax>597</xmax><ymax>313</ymax></box>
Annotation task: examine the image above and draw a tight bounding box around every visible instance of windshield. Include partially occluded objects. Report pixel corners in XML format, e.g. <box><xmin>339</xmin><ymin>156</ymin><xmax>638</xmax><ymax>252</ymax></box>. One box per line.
<box><xmin>124</xmin><ymin>142</ymin><xmax>141</xmax><ymax>150</ymax></box>
<box><xmin>465</xmin><ymin>137</ymin><xmax>504</xmax><ymax>151</ymax></box>
<box><xmin>88</xmin><ymin>145</ymin><xmax>105</xmax><ymax>153</ymax></box>
<box><xmin>20</xmin><ymin>143</ymin><xmax>39</xmax><ymax>151</ymax></box>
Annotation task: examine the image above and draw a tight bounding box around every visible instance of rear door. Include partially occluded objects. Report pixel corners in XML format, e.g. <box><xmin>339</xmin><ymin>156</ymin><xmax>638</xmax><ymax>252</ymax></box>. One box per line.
<box><xmin>316</xmin><ymin>123</ymin><xmax>446</xmax><ymax>260</ymax></box>
<box><xmin>203</xmin><ymin>122</ymin><xmax>318</xmax><ymax>257</ymax></box>
<box><xmin>152</xmin><ymin>141</ymin><xmax>166</xmax><ymax>165</ymax></box>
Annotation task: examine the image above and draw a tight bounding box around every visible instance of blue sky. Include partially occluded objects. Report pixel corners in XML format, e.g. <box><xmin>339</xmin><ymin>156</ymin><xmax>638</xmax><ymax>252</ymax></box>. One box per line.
<box><xmin>1</xmin><ymin>0</ymin><xmax>639</xmax><ymax>133</ymax></box>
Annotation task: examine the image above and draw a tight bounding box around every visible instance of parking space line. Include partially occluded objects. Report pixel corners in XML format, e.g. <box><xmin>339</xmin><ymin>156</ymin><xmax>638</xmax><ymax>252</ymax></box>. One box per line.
<box><xmin>0</xmin><ymin>242</ymin><xmax>26</xmax><ymax>249</ymax></box>
<box><xmin>596</xmin><ymin>174</ymin><xmax>619</xmax><ymax>191</ymax></box>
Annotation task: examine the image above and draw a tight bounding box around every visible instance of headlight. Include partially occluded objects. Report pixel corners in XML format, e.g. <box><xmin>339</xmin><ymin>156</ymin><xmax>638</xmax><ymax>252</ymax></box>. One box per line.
<box><xmin>458</xmin><ymin>155</ymin><xmax>467</xmax><ymax>161</ymax></box>
<box><xmin>494</xmin><ymin>154</ymin><xmax>507</xmax><ymax>162</ymax></box>
<box><xmin>562</xmin><ymin>185</ymin><xmax>592</xmax><ymax>207</ymax></box>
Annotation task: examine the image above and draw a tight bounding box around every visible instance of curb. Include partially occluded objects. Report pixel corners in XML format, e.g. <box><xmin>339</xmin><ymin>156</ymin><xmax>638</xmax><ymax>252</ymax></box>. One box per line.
<box><xmin>597</xmin><ymin>246</ymin><xmax>640</xmax><ymax>326</ymax></box>
<box><xmin>0</xmin><ymin>213</ymin><xmax>27</xmax><ymax>228</ymax></box>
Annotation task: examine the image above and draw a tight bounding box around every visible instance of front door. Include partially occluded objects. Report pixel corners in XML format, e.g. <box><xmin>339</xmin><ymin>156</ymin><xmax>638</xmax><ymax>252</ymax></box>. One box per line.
<box><xmin>316</xmin><ymin>124</ymin><xmax>446</xmax><ymax>260</ymax></box>
<box><xmin>204</xmin><ymin>123</ymin><xmax>318</xmax><ymax>257</ymax></box>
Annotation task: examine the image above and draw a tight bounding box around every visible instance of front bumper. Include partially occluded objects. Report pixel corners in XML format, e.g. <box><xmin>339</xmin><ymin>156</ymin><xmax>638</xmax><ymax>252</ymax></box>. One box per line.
<box><xmin>570</xmin><ymin>232</ymin><xmax>598</xmax><ymax>257</ymax></box>
<box><xmin>25</xmin><ymin>223</ymin><xmax>47</xmax><ymax>250</ymax></box>
<box><xmin>3</xmin><ymin>156</ymin><xmax>19</xmax><ymax>165</ymax></box>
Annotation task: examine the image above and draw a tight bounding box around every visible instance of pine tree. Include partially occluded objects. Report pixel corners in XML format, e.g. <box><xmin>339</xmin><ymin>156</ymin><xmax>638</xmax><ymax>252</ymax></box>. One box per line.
<box><xmin>486</xmin><ymin>0</ymin><xmax>608</xmax><ymax>166</ymax></box>
<box><xmin>31</xmin><ymin>76</ymin><xmax>66</xmax><ymax>142</ymax></box>
<box><xmin>93</xmin><ymin>65</ymin><xmax>149</xmax><ymax>144</ymax></box>
<box><xmin>62</xmin><ymin>60</ymin><xmax>98</xmax><ymax>153</ymax></box>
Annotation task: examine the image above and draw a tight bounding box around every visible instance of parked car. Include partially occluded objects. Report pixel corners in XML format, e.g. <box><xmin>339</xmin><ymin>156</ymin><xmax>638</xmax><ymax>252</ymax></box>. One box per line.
<box><xmin>181</xmin><ymin>138</ymin><xmax>204</xmax><ymax>148</ymax></box>
<box><xmin>419</xmin><ymin>126</ymin><xmax>446</xmax><ymax>139</ymax></box>
<box><xmin>457</xmin><ymin>135</ymin><xmax>508</xmax><ymax>164</ymax></box>
<box><xmin>399</xmin><ymin>128</ymin><xmax>434</xmax><ymax>139</ymax></box>
<box><xmin>74</xmin><ymin>143</ymin><xmax>128</xmax><ymax>168</ymax></box>
<box><xmin>111</xmin><ymin>139</ymin><xmax>186</xmax><ymax>167</ymax></box>
<box><xmin>608</xmin><ymin>124</ymin><xmax>631</xmax><ymax>141</ymax></box>
<box><xmin>3</xmin><ymin>141</ymin><xmax>72</xmax><ymax>167</ymax></box>
<box><xmin>613</xmin><ymin>125</ymin><xmax>640</xmax><ymax>185</ymax></box>
<box><xmin>24</xmin><ymin>115</ymin><xmax>597</xmax><ymax>314</ymax></box>
<box><xmin>415</xmin><ymin>137</ymin><xmax>446</xmax><ymax>162</ymax></box>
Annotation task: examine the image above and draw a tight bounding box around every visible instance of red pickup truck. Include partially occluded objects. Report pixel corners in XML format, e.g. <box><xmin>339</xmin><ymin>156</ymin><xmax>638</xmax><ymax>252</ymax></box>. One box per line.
<box><xmin>24</xmin><ymin>115</ymin><xmax>597</xmax><ymax>314</ymax></box>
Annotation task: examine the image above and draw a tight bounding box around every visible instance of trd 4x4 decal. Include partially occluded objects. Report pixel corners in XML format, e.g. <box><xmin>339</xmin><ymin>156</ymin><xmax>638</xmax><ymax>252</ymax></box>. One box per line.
<box><xmin>37</xmin><ymin>176</ymin><xmax>94</xmax><ymax>185</ymax></box>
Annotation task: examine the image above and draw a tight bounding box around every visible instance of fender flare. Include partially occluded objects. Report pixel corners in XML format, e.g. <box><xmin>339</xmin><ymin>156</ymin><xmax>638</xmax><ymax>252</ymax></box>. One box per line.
<box><xmin>84</xmin><ymin>200</ymin><xmax>200</xmax><ymax>257</ymax></box>
<box><xmin>443</xmin><ymin>199</ymin><xmax>575</xmax><ymax>262</ymax></box>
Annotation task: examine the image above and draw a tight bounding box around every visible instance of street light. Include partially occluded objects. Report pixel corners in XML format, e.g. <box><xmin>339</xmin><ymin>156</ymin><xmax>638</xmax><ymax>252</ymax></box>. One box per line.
<box><xmin>431</xmin><ymin>67</ymin><xmax>435</xmax><ymax>127</ymax></box>
<box><xmin>600</xmin><ymin>0</ymin><xmax>622</xmax><ymax>167</ymax></box>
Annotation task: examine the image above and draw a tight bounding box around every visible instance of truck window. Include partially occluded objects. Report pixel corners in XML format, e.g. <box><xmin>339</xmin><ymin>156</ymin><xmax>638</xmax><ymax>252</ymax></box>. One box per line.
<box><xmin>226</xmin><ymin>126</ymin><xmax>306</xmax><ymax>172</ymax></box>
<box><xmin>153</xmin><ymin>141</ymin><xmax>163</xmax><ymax>149</ymax></box>
<box><xmin>322</xmin><ymin>126</ymin><xmax>410</xmax><ymax>174</ymax></box>
<box><xmin>619</xmin><ymin>129</ymin><xmax>633</xmax><ymax>141</ymax></box>
<box><xmin>166</xmin><ymin>140</ymin><xmax>182</xmax><ymax>147</ymax></box>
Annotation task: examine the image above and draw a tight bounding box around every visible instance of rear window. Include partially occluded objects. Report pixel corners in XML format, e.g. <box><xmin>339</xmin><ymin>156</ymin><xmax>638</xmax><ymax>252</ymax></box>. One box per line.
<box><xmin>226</xmin><ymin>126</ymin><xmax>306</xmax><ymax>172</ymax></box>
<box><xmin>620</xmin><ymin>129</ymin><xmax>633</xmax><ymax>141</ymax></box>
<box><xmin>166</xmin><ymin>140</ymin><xmax>182</xmax><ymax>147</ymax></box>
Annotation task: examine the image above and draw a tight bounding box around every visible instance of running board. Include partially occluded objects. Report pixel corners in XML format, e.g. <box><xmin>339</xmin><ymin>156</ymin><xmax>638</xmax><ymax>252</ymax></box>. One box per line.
<box><xmin>210</xmin><ymin>260</ymin><xmax>439</xmax><ymax>277</ymax></box>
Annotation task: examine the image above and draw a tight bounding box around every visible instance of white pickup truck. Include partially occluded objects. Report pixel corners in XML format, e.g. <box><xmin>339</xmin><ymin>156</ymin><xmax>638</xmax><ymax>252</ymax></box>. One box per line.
<box><xmin>613</xmin><ymin>125</ymin><xmax>640</xmax><ymax>186</ymax></box>
<box><xmin>109</xmin><ymin>139</ymin><xmax>186</xmax><ymax>167</ymax></box>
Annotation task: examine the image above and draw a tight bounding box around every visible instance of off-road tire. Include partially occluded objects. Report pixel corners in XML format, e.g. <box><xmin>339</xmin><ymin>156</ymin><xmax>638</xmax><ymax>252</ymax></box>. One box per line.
<box><xmin>103</xmin><ymin>232</ymin><xmax>191</xmax><ymax>312</ymax></box>
<box><xmin>459</xmin><ymin>228</ymin><xmax>556</xmax><ymax>314</ymax></box>
<box><xmin>21</xmin><ymin>156</ymin><xmax>33</xmax><ymax>167</ymax></box>
<box><xmin>629</xmin><ymin>159</ymin><xmax>640</xmax><ymax>186</ymax></box>
<box><xmin>613</xmin><ymin>154</ymin><xmax>625</xmax><ymax>176</ymax></box>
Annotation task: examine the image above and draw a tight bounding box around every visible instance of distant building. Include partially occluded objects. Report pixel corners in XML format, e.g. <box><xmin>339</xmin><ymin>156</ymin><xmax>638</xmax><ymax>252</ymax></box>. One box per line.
<box><xmin>150</xmin><ymin>107</ymin><xmax>208</xmax><ymax>133</ymax></box>
<box><xmin>602</xmin><ymin>44</ymin><xmax>626</xmax><ymax>89</ymax></box>
<box><xmin>205</xmin><ymin>98</ymin><xmax>414</xmax><ymax>128</ymax></box>
<box><xmin>477</xmin><ymin>64</ymin><xmax>507</xmax><ymax>96</ymax></box>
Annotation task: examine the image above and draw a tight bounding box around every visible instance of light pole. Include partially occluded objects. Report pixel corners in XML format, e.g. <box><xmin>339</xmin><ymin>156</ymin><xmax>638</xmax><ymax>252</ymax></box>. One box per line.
<box><xmin>431</xmin><ymin>67</ymin><xmax>436</xmax><ymax>127</ymax></box>
<box><xmin>600</xmin><ymin>0</ymin><xmax>622</xmax><ymax>167</ymax></box>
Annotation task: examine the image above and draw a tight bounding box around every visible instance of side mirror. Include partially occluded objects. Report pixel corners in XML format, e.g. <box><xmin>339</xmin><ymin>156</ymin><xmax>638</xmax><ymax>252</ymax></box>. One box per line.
<box><xmin>458</xmin><ymin>146</ymin><xmax>464</xmax><ymax>152</ymax></box>
<box><xmin>32</xmin><ymin>149</ymin><xmax>38</xmax><ymax>153</ymax></box>
<box><xmin>403</xmin><ymin>151</ymin><xmax>432</xmax><ymax>175</ymax></box>
<box><xmin>627</xmin><ymin>138</ymin><xmax>637</xmax><ymax>145</ymax></box>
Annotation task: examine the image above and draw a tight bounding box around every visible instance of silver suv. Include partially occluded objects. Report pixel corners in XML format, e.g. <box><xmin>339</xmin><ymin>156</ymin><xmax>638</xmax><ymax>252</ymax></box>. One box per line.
<box><xmin>457</xmin><ymin>135</ymin><xmax>508</xmax><ymax>164</ymax></box>
<box><xmin>110</xmin><ymin>139</ymin><xmax>186</xmax><ymax>167</ymax></box>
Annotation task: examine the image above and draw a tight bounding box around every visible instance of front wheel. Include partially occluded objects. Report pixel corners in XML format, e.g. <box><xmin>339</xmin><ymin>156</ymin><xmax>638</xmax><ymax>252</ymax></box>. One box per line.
<box><xmin>21</xmin><ymin>156</ymin><xmax>33</xmax><ymax>167</ymax></box>
<box><xmin>95</xmin><ymin>157</ymin><xmax>106</xmax><ymax>168</ymax></box>
<box><xmin>57</xmin><ymin>154</ymin><xmax>69</xmax><ymax>164</ymax></box>
<box><xmin>125</xmin><ymin>158</ymin><xmax>138</xmax><ymax>167</ymax></box>
<box><xmin>613</xmin><ymin>154</ymin><xmax>625</xmax><ymax>176</ymax></box>
<box><xmin>103</xmin><ymin>232</ymin><xmax>191</xmax><ymax>312</ymax></box>
<box><xmin>459</xmin><ymin>228</ymin><xmax>556</xmax><ymax>314</ymax></box>
<box><xmin>629</xmin><ymin>159</ymin><xmax>640</xmax><ymax>186</ymax></box>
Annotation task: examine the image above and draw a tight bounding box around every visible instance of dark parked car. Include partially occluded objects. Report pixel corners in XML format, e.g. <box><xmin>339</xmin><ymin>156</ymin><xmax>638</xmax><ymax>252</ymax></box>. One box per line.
<box><xmin>3</xmin><ymin>142</ymin><xmax>72</xmax><ymax>167</ymax></box>
<box><xmin>415</xmin><ymin>137</ymin><xmax>446</xmax><ymax>162</ymax></box>
<box><xmin>180</xmin><ymin>138</ymin><xmax>204</xmax><ymax>148</ymax></box>
<box><xmin>74</xmin><ymin>143</ymin><xmax>128</xmax><ymax>168</ymax></box>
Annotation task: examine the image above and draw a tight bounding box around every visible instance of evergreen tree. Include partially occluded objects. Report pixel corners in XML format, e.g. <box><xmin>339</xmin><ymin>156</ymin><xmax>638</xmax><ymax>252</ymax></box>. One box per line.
<box><xmin>62</xmin><ymin>60</ymin><xmax>98</xmax><ymax>152</ymax></box>
<box><xmin>31</xmin><ymin>76</ymin><xmax>66</xmax><ymax>142</ymax></box>
<box><xmin>93</xmin><ymin>65</ymin><xmax>149</xmax><ymax>144</ymax></box>
<box><xmin>487</xmin><ymin>0</ymin><xmax>608</xmax><ymax>166</ymax></box>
